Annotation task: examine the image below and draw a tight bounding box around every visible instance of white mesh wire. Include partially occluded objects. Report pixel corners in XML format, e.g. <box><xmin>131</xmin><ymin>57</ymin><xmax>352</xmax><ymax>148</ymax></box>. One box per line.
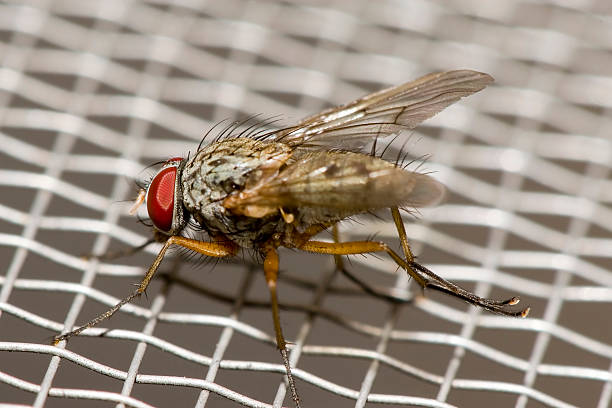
<box><xmin>1</xmin><ymin>1</ymin><xmax>611</xmax><ymax>407</ymax></box>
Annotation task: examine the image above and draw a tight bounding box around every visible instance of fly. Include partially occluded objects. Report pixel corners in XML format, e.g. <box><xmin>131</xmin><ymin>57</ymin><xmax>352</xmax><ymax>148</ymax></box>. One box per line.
<box><xmin>54</xmin><ymin>70</ymin><xmax>529</xmax><ymax>407</ymax></box>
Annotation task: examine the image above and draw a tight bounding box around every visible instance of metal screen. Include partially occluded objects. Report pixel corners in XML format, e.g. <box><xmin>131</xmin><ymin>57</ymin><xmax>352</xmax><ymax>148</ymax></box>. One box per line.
<box><xmin>1</xmin><ymin>1</ymin><xmax>612</xmax><ymax>407</ymax></box>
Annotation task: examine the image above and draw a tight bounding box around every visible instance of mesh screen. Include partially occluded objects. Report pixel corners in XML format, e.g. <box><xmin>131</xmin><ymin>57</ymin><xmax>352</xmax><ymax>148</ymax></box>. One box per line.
<box><xmin>1</xmin><ymin>1</ymin><xmax>612</xmax><ymax>407</ymax></box>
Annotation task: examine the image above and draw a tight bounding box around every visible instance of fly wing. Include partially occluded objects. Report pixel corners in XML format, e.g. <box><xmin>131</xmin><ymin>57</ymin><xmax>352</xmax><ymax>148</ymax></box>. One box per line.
<box><xmin>223</xmin><ymin>151</ymin><xmax>445</xmax><ymax>218</ymax></box>
<box><xmin>272</xmin><ymin>70</ymin><xmax>492</xmax><ymax>151</ymax></box>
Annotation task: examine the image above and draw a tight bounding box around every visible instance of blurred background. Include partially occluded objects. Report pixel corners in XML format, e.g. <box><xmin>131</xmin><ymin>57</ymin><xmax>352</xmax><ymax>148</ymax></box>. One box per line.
<box><xmin>1</xmin><ymin>1</ymin><xmax>611</xmax><ymax>407</ymax></box>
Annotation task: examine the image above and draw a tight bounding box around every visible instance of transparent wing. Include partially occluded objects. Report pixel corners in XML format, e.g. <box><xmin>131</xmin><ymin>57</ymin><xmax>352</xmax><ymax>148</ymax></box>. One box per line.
<box><xmin>272</xmin><ymin>70</ymin><xmax>493</xmax><ymax>150</ymax></box>
<box><xmin>223</xmin><ymin>151</ymin><xmax>445</xmax><ymax>217</ymax></box>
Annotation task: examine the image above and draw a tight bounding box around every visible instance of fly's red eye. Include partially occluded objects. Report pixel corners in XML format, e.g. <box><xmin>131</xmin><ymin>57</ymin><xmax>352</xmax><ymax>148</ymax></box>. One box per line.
<box><xmin>147</xmin><ymin>166</ymin><xmax>177</xmax><ymax>232</ymax></box>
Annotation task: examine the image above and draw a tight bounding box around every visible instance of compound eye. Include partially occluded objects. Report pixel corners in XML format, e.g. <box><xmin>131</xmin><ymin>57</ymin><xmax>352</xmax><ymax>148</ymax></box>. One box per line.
<box><xmin>147</xmin><ymin>166</ymin><xmax>177</xmax><ymax>232</ymax></box>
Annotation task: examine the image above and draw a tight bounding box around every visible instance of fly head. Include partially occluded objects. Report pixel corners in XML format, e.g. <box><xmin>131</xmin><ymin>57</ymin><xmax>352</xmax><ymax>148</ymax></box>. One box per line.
<box><xmin>145</xmin><ymin>157</ymin><xmax>187</xmax><ymax>236</ymax></box>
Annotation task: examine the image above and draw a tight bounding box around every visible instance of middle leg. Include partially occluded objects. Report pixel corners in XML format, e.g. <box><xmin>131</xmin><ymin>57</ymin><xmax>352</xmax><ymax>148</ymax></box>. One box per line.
<box><xmin>263</xmin><ymin>247</ymin><xmax>301</xmax><ymax>408</ymax></box>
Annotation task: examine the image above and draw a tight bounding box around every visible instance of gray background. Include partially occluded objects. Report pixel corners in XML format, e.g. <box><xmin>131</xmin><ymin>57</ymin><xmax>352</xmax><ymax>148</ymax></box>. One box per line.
<box><xmin>1</xmin><ymin>1</ymin><xmax>612</xmax><ymax>407</ymax></box>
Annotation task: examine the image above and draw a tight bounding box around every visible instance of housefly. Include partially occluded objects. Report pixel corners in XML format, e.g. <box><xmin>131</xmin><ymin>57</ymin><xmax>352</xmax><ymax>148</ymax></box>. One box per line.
<box><xmin>54</xmin><ymin>70</ymin><xmax>529</xmax><ymax>407</ymax></box>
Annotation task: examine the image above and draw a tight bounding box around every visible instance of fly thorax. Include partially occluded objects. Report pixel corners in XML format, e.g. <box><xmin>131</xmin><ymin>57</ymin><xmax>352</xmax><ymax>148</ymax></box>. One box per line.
<box><xmin>180</xmin><ymin>138</ymin><xmax>292</xmax><ymax>246</ymax></box>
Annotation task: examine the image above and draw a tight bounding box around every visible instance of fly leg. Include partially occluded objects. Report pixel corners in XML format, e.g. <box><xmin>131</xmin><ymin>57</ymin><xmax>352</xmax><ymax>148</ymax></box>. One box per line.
<box><xmin>389</xmin><ymin>206</ymin><xmax>529</xmax><ymax>316</ymax></box>
<box><xmin>263</xmin><ymin>247</ymin><xmax>301</xmax><ymax>408</ymax></box>
<box><xmin>53</xmin><ymin>236</ymin><xmax>237</xmax><ymax>344</ymax></box>
<box><xmin>87</xmin><ymin>238</ymin><xmax>156</xmax><ymax>261</ymax></box>
<box><xmin>390</xmin><ymin>207</ymin><xmax>415</xmax><ymax>263</ymax></box>
<box><xmin>299</xmin><ymin>239</ymin><xmax>529</xmax><ymax>317</ymax></box>
<box><xmin>332</xmin><ymin>225</ymin><xmax>410</xmax><ymax>303</ymax></box>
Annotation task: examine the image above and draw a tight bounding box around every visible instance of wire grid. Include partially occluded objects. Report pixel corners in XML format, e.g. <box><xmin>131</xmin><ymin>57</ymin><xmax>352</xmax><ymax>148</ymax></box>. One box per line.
<box><xmin>1</xmin><ymin>0</ymin><xmax>611</xmax><ymax>407</ymax></box>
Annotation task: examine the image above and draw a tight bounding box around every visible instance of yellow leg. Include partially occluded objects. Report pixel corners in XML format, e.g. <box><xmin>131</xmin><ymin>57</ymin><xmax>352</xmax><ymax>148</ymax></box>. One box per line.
<box><xmin>390</xmin><ymin>207</ymin><xmax>414</xmax><ymax>262</ymax></box>
<box><xmin>263</xmin><ymin>247</ymin><xmax>301</xmax><ymax>408</ymax></box>
<box><xmin>300</xmin><ymin>239</ymin><xmax>427</xmax><ymax>286</ymax></box>
<box><xmin>299</xmin><ymin>238</ymin><xmax>529</xmax><ymax>317</ymax></box>
<box><xmin>54</xmin><ymin>236</ymin><xmax>237</xmax><ymax>344</ymax></box>
<box><xmin>331</xmin><ymin>225</ymin><xmax>412</xmax><ymax>303</ymax></box>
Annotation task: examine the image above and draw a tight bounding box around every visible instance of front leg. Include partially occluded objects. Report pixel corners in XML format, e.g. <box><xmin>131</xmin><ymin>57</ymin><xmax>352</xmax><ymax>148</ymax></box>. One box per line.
<box><xmin>54</xmin><ymin>236</ymin><xmax>237</xmax><ymax>344</ymax></box>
